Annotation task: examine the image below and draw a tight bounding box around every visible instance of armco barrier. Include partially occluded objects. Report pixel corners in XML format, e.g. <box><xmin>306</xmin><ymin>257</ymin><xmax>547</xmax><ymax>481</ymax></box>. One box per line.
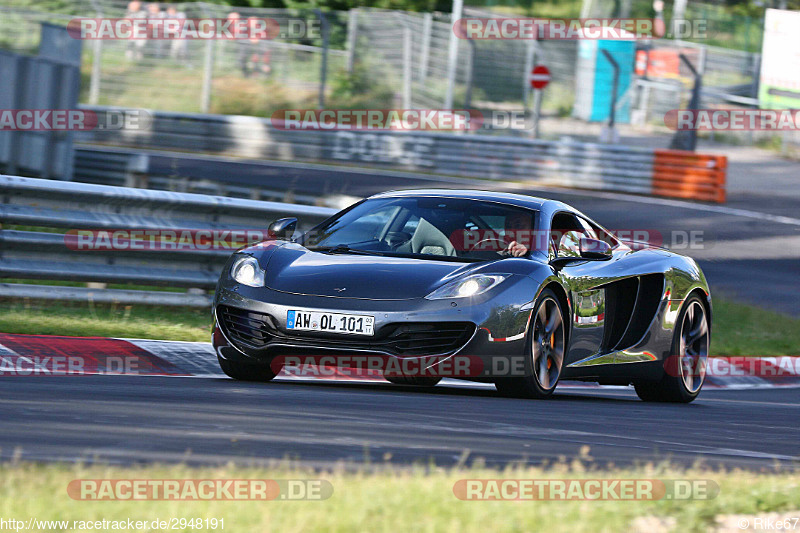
<box><xmin>0</xmin><ymin>175</ymin><xmax>336</xmax><ymax>306</ymax></box>
<box><xmin>76</xmin><ymin>106</ymin><xmax>729</xmax><ymax>203</ymax></box>
<box><xmin>652</xmin><ymin>149</ymin><xmax>727</xmax><ymax>203</ymax></box>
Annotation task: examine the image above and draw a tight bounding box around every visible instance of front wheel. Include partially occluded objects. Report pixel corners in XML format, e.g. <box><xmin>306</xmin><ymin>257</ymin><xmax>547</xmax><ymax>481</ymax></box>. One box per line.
<box><xmin>218</xmin><ymin>355</ymin><xmax>278</xmax><ymax>382</ymax></box>
<box><xmin>634</xmin><ymin>294</ymin><xmax>710</xmax><ymax>403</ymax></box>
<box><xmin>495</xmin><ymin>288</ymin><xmax>566</xmax><ymax>399</ymax></box>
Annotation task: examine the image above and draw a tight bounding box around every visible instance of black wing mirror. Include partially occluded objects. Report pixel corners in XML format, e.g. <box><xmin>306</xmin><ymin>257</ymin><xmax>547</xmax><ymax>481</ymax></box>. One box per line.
<box><xmin>268</xmin><ymin>217</ymin><xmax>297</xmax><ymax>240</ymax></box>
<box><xmin>579</xmin><ymin>237</ymin><xmax>612</xmax><ymax>260</ymax></box>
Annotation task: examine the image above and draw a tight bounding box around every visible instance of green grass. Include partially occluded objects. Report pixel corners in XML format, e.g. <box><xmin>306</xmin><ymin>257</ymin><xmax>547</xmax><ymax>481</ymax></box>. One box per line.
<box><xmin>710</xmin><ymin>299</ymin><xmax>800</xmax><ymax>356</ymax></box>
<box><xmin>0</xmin><ymin>461</ymin><xmax>797</xmax><ymax>532</ymax></box>
<box><xmin>0</xmin><ymin>300</ymin><xmax>211</xmax><ymax>342</ymax></box>
<box><xmin>0</xmin><ymin>297</ymin><xmax>798</xmax><ymax>355</ymax></box>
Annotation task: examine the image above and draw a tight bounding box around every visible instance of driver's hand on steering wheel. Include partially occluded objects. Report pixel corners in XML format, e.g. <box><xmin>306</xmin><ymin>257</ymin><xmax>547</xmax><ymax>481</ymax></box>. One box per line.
<box><xmin>506</xmin><ymin>240</ymin><xmax>528</xmax><ymax>257</ymax></box>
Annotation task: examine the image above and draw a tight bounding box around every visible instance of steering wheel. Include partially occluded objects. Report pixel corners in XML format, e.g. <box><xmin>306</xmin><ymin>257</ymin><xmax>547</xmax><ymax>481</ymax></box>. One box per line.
<box><xmin>466</xmin><ymin>236</ymin><xmax>510</xmax><ymax>254</ymax></box>
<box><xmin>384</xmin><ymin>231</ymin><xmax>412</xmax><ymax>249</ymax></box>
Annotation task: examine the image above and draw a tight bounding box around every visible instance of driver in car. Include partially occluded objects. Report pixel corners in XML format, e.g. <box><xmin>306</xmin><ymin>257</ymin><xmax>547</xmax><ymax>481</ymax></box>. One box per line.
<box><xmin>504</xmin><ymin>211</ymin><xmax>532</xmax><ymax>257</ymax></box>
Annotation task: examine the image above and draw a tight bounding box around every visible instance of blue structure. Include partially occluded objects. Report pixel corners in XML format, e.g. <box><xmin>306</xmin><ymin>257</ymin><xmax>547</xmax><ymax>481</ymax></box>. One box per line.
<box><xmin>573</xmin><ymin>39</ymin><xmax>636</xmax><ymax>124</ymax></box>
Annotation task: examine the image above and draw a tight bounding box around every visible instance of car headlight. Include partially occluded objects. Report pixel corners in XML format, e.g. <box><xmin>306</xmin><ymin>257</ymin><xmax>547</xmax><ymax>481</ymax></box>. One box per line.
<box><xmin>425</xmin><ymin>274</ymin><xmax>508</xmax><ymax>300</ymax></box>
<box><xmin>230</xmin><ymin>256</ymin><xmax>264</xmax><ymax>287</ymax></box>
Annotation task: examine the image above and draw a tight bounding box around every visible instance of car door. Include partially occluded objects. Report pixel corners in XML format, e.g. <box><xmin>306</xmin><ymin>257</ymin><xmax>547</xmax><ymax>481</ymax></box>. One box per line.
<box><xmin>549</xmin><ymin>211</ymin><xmax>628</xmax><ymax>367</ymax></box>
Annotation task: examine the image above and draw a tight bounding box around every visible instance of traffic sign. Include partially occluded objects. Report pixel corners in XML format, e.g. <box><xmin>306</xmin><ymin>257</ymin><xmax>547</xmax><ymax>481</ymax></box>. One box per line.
<box><xmin>529</xmin><ymin>65</ymin><xmax>551</xmax><ymax>90</ymax></box>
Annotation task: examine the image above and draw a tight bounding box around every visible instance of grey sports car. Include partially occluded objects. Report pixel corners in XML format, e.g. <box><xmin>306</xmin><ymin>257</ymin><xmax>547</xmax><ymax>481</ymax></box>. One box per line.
<box><xmin>212</xmin><ymin>190</ymin><xmax>712</xmax><ymax>403</ymax></box>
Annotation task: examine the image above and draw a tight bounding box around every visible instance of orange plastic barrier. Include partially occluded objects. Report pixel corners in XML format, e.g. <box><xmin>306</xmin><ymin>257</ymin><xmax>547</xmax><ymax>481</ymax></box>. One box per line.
<box><xmin>652</xmin><ymin>149</ymin><xmax>727</xmax><ymax>203</ymax></box>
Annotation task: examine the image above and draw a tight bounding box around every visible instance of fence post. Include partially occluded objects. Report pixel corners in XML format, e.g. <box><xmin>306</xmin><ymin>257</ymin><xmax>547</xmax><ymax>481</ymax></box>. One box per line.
<box><xmin>600</xmin><ymin>49</ymin><xmax>620</xmax><ymax>143</ymax></box>
<box><xmin>346</xmin><ymin>8</ymin><xmax>358</xmax><ymax>74</ymax></box>
<box><xmin>200</xmin><ymin>39</ymin><xmax>214</xmax><ymax>113</ymax></box>
<box><xmin>669</xmin><ymin>52</ymin><xmax>702</xmax><ymax>151</ymax></box>
<box><xmin>86</xmin><ymin>0</ymin><xmax>103</xmax><ymax>105</ymax></box>
<box><xmin>419</xmin><ymin>12</ymin><xmax>432</xmax><ymax>83</ymax></box>
<box><xmin>671</xmin><ymin>0</ymin><xmax>688</xmax><ymax>38</ymax></box>
<box><xmin>316</xmin><ymin>9</ymin><xmax>330</xmax><ymax>109</ymax></box>
<box><xmin>522</xmin><ymin>40</ymin><xmax>536</xmax><ymax>111</ymax></box>
<box><xmin>403</xmin><ymin>26</ymin><xmax>412</xmax><ymax>109</ymax></box>
<box><xmin>88</xmin><ymin>39</ymin><xmax>102</xmax><ymax>105</ymax></box>
<box><xmin>444</xmin><ymin>0</ymin><xmax>463</xmax><ymax>109</ymax></box>
<box><xmin>464</xmin><ymin>37</ymin><xmax>475</xmax><ymax>112</ymax></box>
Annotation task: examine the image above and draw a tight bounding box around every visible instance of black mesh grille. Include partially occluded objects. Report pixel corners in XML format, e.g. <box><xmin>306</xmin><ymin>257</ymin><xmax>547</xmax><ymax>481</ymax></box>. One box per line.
<box><xmin>217</xmin><ymin>305</ymin><xmax>475</xmax><ymax>356</ymax></box>
<box><xmin>217</xmin><ymin>306</ymin><xmax>275</xmax><ymax>349</ymax></box>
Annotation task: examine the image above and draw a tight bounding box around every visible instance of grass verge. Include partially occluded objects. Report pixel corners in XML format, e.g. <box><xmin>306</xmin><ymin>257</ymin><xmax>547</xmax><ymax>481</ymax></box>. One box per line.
<box><xmin>0</xmin><ymin>300</ymin><xmax>211</xmax><ymax>343</ymax></box>
<box><xmin>0</xmin><ymin>461</ymin><xmax>797</xmax><ymax>533</ymax></box>
<box><xmin>0</xmin><ymin>297</ymin><xmax>798</xmax><ymax>355</ymax></box>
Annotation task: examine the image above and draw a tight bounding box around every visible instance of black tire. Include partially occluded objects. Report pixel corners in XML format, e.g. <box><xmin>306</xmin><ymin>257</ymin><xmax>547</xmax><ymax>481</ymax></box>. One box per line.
<box><xmin>218</xmin><ymin>355</ymin><xmax>278</xmax><ymax>382</ymax></box>
<box><xmin>385</xmin><ymin>375</ymin><xmax>442</xmax><ymax>387</ymax></box>
<box><xmin>634</xmin><ymin>294</ymin><xmax>710</xmax><ymax>403</ymax></box>
<box><xmin>494</xmin><ymin>288</ymin><xmax>567</xmax><ymax>399</ymax></box>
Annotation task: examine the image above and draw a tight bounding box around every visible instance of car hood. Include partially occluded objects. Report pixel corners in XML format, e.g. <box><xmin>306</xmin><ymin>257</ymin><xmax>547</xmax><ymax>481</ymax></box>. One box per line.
<box><xmin>259</xmin><ymin>243</ymin><xmax>487</xmax><ymax>300</ymax></box>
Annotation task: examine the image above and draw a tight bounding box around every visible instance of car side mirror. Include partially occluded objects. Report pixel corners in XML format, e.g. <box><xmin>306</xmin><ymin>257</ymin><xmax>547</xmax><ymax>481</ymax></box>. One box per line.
<box><xmin>580</xmin><ymin>237</ymin><xmax>612</xmax><ymax>260</ymax></box>
<box><xmin>268</xmin><ymin>217</ymin><xmax>297</xmax><ymax>240</ymax></box>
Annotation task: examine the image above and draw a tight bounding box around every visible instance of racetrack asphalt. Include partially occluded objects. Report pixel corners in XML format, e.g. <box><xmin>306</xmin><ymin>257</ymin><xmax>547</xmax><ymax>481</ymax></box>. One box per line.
<box><xmin>1</xmin><ymin>375</ymin><xmax>797</xmax><ymax>470</ymax></box>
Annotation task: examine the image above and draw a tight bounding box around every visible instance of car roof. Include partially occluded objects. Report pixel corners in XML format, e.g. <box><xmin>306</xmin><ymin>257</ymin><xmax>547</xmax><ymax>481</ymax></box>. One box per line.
<box><xmin>368</xmin><ymin>189</ymin><xmax>573</xmax><ymax>215</ymax></box>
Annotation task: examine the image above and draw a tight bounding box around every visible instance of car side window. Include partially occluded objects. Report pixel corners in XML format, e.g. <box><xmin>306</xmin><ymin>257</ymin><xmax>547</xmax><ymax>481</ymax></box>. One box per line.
<box><xmin>580</xmin><ymin>217</ymin><xmax>619</xmax><ymax>248</ymax></box>
<box><xmin>550</xmin><ymin>212</ymin><xmax>587</xmax><ymax>257</ymax></box>
<box><xmin>576</xmin><ymin>218</ymin><xmax>598</xmax><ymax>240</ymax></box>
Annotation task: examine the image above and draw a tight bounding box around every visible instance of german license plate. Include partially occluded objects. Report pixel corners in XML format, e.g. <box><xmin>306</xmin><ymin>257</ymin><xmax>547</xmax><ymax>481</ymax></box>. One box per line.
<box><xmin>286</xmin><ymin>310</ymin><xmax>375</xmax><ymax>336</ymax></box>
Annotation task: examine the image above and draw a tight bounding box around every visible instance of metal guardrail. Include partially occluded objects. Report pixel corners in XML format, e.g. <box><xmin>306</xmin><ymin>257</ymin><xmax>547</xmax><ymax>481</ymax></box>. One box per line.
<box><xmin>72</xmin><ymin>146</ymin><xmax>335</xmax><ymax>206</ymax></box>
<box><xmin>78</xmin><ymin>106</ymin><xmax>657</xmax><ymax>195</ymax></box>
<box><xmin>0</xmin><ymin>175</ymin><xmax>336</xmax><ymax>307</ymax></box>
<box><xmin>77</xmin><ymin>106</ymin><xmax>727</xmax><ymax>201</ymax></box>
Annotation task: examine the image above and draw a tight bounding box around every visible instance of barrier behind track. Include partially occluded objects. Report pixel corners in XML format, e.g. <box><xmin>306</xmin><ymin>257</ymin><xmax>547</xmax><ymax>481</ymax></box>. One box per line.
<box><xmin>0</xmin><ymin>175</ymin><xmax>336</xmax><ymax>307</ymax></box>
<box><xmin>76</xmin><ymin>106</ymin><xmax>728</xmax><ymax>203</ymax></box>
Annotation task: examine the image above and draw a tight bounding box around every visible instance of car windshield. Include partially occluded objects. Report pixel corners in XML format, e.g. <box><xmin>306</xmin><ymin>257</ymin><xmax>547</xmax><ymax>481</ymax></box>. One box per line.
<box><xmin>303</xmin><ymin>197</ymin><xmax>538</xmax><ymax>262</ymax></box>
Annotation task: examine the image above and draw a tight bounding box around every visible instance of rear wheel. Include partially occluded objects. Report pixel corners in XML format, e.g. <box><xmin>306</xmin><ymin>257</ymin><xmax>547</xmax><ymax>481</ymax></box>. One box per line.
<box><xmin>495</xmin><ymin>289</ymin><xmax>566</xmax><ymax>399</ymax></box>
<box><xmin>218</xmin><ymin>355</ymin><xmax>278</xmax><ymax>382</ymax></box>
<box><xmin>634</xmin><ymin>294</ymin><xmax>709</xmax><ymax>403</ymax></box>
<box><xmin>384</xmin><ymin>375</ymin><xmax>442</xmax><ymax>387</ymax></box>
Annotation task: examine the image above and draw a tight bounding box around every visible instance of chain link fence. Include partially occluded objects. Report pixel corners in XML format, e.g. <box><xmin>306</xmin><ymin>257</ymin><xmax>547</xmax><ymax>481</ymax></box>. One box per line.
<box><xmin>1</xmin><ymin>0</ymin><xmax>792</xmax><ymax>151</ymax></box>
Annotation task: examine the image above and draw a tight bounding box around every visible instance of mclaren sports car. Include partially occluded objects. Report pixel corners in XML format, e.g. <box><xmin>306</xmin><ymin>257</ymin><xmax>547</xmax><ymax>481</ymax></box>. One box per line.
<box><xmin>212</xmin><ymin>190</ymin><xmax>712</xmax><ymax>402</ymax></box>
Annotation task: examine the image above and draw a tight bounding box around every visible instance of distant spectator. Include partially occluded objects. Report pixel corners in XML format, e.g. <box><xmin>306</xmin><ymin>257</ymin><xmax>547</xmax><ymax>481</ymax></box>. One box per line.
<box><xmin>166</xmin><ymin>5</ymin><xmax>187</xmax><ymax>62</ymax></box>
<box><xmin>245</xmin><ymin>16</ymin><xmax>271</xmax><ymax>78</ymax></box>
<box><xmin>146</xmin><ymin>2</ymin><xmax>166</xmax><ymax>58</ymax></box>
<box><xmin>125</xmin><ymin>0</ymin><xmax>146</xmax><ymax>60</ymax></box>
<box><xmin>227</xmin><ymin>12</ymin><xmax>250</xmax><ymax>77</ymax></box>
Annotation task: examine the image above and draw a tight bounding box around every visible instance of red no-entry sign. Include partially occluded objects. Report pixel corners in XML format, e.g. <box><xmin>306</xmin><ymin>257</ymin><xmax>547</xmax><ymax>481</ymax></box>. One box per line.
<box><xmin>529</xmin><ymin>65</ymin><xmax>551</xmax><ymax>90</ymax></box>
